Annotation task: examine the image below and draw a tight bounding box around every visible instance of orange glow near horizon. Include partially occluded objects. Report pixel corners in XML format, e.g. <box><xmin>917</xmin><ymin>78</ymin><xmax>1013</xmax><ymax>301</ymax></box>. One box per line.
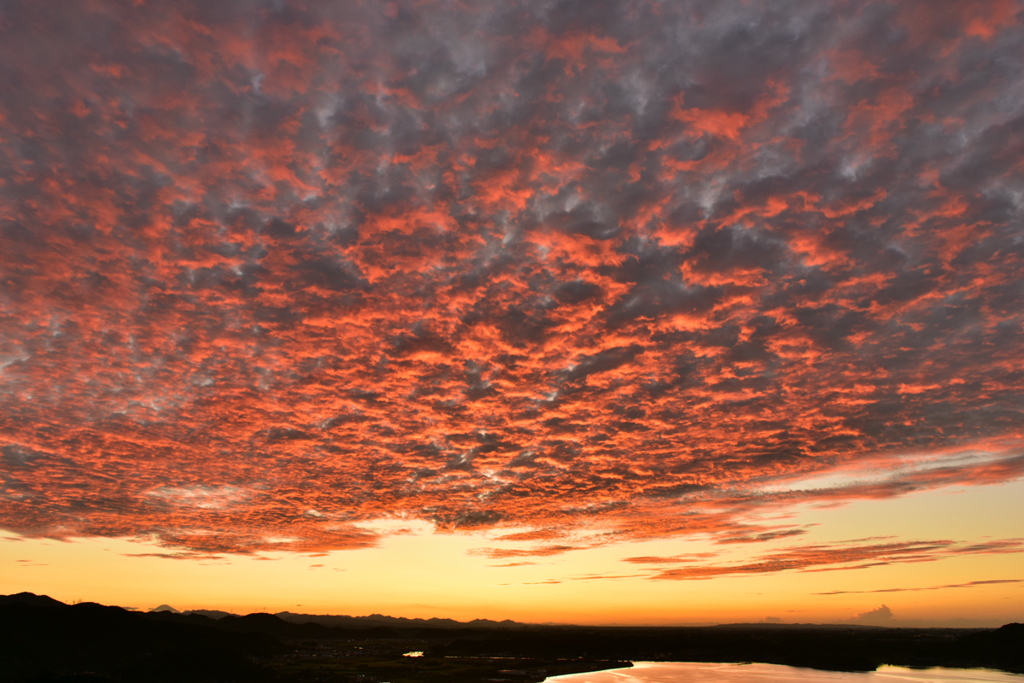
<box><xmin>4</xmin><ymin>481</ymin><xmax>1022</xmax><ymax>626</ymax></box>
<box><xmin>1</xmin><ymin>0</ymin><xmax>1023</xmax><ymax>628</ymax></box>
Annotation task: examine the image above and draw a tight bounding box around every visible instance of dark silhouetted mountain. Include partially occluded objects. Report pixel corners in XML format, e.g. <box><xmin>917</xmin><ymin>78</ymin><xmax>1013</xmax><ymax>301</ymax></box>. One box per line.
<box><xmin>220</xmin><ymin>612</ymin><xmax>334</xmax><ymax>638</ymax></box>
<box><xmin>0</xmin><ymin>594</ymin><xmax>281</xmax><ymax>682</ymax></box>
<box><xmin>149</xmin><ymin>604</ymin><xmax>180</xmax><ymax>613</ymax></box>
<box><xmin>145</xmin><ymin>609</ymin><xmax>340</xmax><ymax>640</ymax></box>
<box><xmin>274</xmin><ymin>610</ymin><xmax>523</xmax><ymax>630</ymax></box>
<box><xmin>0</xmin><ymin>591</ymin><xmax>67</xmax><ymax>608</ymax></box>
<box><xmin>183</xmin><ymin>609</ymin><xmax>235</xmax><ymax>619</ymax></box>
<box><xmin>2</xmin><ymin>593</ymin><xmax>1022</xmax><ymax>681</ymax></box>
<box><xmin>947</xmin><ymin>623</ymin><xmax>1024</xmax><ymax>671</ymax></box>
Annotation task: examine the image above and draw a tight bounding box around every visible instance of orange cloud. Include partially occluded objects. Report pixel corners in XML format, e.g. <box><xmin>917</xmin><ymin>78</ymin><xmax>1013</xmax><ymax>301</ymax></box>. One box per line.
<box><xmin>0</xmin><ymin>0</ymin><xmax>1021</xmax><ymax>568</ymax></box>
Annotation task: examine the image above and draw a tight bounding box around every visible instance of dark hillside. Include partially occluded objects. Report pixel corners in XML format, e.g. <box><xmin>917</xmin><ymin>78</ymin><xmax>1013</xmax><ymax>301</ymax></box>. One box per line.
<box><xmin>0</xmin><ymin>595</ymin><xmax>281</xmax><ymax>682</ymax></box>
<box><xmin>1</xmin><ymin>594</ymin><xmax>1021</xmax><ymax>682</ymax></box>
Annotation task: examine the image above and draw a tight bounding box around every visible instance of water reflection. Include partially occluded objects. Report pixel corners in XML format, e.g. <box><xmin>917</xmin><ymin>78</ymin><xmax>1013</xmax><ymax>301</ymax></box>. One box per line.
<box><xmin>546</xmin><ymin>662</ymin><xmax>1023</xmax><ymax>683</ymax></box>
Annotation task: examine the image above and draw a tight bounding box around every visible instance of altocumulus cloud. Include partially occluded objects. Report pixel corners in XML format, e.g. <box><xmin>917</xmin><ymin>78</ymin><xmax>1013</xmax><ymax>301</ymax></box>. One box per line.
<box><xmin>0</xmin><ymin>0</ymin><xmax>1023</xmax><ymax>557</ymax></box>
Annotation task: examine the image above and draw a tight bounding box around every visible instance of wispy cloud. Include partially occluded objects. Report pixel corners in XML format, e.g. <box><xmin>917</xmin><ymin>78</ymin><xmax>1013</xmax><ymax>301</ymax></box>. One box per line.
<box><xmin>642</xmin><ymin>538</ymin><xmax>1024</xmax><ymax>580</ymax></box>
<box><xmin>815</xmin><ymin>578</ymin><xmax>1024</xmax><ymax>595</ymax></box>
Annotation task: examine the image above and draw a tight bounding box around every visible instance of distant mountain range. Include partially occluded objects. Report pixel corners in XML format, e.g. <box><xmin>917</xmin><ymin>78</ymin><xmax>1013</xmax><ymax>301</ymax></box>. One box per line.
<box><xmin>4</xmin><ymin>592</ymin><xmax>1019</xmax><ymax>633</ymax></box>
<box><xmin>140</xmin><ymin>600</ymin><xmax>526</xmax><ymax>629</ymax></box>
<box><xmin>2</xmin><ymin>592</ymin><xmax>1022</xmax><ymax>682</ymax></box>
<box><xmin>273</xmin><ymin>610</ymin><xmax>521</xmax><ymax>629</ymax></box>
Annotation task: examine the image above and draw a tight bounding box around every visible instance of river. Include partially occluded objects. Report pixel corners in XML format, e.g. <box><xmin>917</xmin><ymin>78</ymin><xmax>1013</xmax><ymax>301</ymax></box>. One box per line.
<box><xmin>545</xmin><ymin>662</ymin><xmax>1023</xmax><ymax>683</ymax></box>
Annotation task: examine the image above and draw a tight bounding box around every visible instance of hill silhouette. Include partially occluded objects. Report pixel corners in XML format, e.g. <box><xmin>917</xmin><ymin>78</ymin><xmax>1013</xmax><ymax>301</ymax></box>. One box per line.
<box><xmin>274</xmin><ymin>610</ymin><xmax>521</xmax><ymax>630</ymax></box>
<box><xmin>0</xmin><ymin>592</ymin><xmax>67</xmax><ymax>609</ymax></box>
<box><xmin>1</xmin><ymin>593</ymin><xmax>1021</xmax><ymax>682</ymax></box>
<box><xmin>0</xmin><ymin>594</ymin><xmax>280</xmax><ymax>682</ymax></box>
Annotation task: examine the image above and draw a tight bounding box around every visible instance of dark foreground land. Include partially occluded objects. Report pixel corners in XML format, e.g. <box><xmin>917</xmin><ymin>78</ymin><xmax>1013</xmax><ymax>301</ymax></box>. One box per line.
<box><xmin>2</xmin><ymin>593</ymin><xmax>1022</xmax><ymax>683</ymax></box>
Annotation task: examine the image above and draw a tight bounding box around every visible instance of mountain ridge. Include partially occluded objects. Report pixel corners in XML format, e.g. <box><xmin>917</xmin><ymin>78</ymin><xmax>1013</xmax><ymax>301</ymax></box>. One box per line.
<box><xmin>1</xmin><ymin>592</ymin><xmax>1021</xmax><ymax>681</ymax></box>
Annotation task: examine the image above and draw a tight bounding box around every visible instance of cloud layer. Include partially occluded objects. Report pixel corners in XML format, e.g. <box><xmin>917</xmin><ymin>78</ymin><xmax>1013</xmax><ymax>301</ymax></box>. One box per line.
<box><xmin>626</xmin><ymin>537</ymin><xmax>1024</xmax><ymax>580</ymax></box>
<box><xmin>1</xmin><ymin>0</ymin><xmax>1023</xmax><ymax>557</ymax></box>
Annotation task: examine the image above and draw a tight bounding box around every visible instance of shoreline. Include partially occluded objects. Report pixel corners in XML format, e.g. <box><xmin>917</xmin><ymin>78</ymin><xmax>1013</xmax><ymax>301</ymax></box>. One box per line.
<box><xmin>543</xmin><ymin>661</ymin><xmax>1024</xmax><ymax>682</ymax></box>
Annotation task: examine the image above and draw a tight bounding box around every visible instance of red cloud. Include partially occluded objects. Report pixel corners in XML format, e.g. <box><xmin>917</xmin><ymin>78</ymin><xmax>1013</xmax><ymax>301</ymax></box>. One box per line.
<box><xmin>0</xmin><ymin>0</ymin><xmax>1022</xmax><ymax>563</ymax></box>
<box><xmin>645</xmin><ymin>539</ymin><xmax>1024</xmax><ymax>580</ymax></box>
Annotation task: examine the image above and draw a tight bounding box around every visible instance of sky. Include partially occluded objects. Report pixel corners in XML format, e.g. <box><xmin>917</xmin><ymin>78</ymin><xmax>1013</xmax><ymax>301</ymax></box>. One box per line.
<box><xmin>1</xmin><ymin>0</ymin><xmax>1022</xmax><ymax>626</ymax></box>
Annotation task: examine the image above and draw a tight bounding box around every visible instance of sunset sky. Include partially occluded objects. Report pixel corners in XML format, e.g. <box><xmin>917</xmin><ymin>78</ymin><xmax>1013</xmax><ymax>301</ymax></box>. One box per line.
<box><xmin>1</xmin><ymin>0</ymin><xmax>1022</xmax><ymax>627</ymax></box>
